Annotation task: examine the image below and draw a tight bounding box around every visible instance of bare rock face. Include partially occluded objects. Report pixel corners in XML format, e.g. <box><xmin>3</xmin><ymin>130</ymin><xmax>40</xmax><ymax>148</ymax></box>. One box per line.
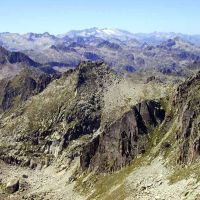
<box><xmin>80</xmin><ymin>100</ymin><xmax>165</xmax><ymax>172</ymax></box>
<box><xmin>173</xmin><ymin>71</ymin><xmax>200</xmax><ymax>164</ymax></box>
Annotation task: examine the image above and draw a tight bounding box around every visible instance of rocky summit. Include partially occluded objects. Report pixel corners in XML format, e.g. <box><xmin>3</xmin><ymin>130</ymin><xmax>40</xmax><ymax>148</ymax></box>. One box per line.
<box><xmin>0</xmin><ymin>39</ymin><xmax>200</xmax><ymax>199</ymax></box>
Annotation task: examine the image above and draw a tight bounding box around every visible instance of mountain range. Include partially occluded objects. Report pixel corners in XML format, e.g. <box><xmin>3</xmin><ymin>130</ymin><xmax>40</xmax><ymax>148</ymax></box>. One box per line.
<box><xmin>1</xmin><ymin>28</ymin><xmax>200</xmax><ymax>77</ymax></box>
<box><xmin>0</xmin><ymin>28</ymin><xmax>200</xmax><ymax>200</ymax></box>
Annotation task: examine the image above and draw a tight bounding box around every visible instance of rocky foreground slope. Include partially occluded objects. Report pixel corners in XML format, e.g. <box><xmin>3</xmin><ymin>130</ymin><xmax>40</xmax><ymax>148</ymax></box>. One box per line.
<box><xmin>0</xmin><ymin>61</ymin><xmax>199</xmax><ymax>200</ymax></box>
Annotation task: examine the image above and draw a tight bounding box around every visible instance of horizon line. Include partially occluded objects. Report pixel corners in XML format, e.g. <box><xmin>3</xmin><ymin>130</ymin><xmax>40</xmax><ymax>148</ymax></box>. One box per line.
<box><xmin>0</xmin><ymin>27</ymin><xmax>200</xmax><ymax>36</ymax></box>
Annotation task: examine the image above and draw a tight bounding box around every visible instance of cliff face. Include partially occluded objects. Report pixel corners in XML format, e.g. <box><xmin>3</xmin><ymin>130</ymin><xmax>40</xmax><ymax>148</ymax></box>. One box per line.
<box><xmin>173</xmin><ymin>72</ymin><xmax>200</xmax><ymax>164</ymax></box>
<box><xmin>79</xmin><ymin>70</ymin><xmax>200</xmax><ymax>173</ymax></box>
<box><xmin>80</xmin><ymin>100</ymin><xmax>165</xmax><ymax>172</ymax></box>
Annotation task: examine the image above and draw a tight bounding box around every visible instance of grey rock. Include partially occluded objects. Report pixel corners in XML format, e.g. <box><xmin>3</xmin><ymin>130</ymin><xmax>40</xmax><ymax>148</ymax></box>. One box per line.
<box><xmin>5</xmin><ymin>178</ymin><xmax>19</xmax><ymax>194</ymax></box>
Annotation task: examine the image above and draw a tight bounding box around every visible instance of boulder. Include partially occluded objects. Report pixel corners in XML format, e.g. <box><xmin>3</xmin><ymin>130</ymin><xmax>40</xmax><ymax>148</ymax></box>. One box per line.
<box><xmin>6</xmin><ymin>178</ymin><xmax>19</xmax><ymax>194</ymax></box>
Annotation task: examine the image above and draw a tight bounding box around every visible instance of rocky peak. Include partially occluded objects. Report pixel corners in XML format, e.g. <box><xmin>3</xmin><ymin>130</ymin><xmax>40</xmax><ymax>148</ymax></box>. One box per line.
<box><xmin>97</xmin><ymin>40</ymin><xmax>122</xmax><ymax>50</ymax></box>
<box><xmin>24</xmin><ymin>32</ymin><xmax>55</xmax><ymax>40</ymax></box>
<box><xmin>76</xmin><ymin>61</ymin><xmax>119</xmax><ymax>92</ymax></box>
<box><xmin>64</xmin><ymin>61</ymin><xmax>119</xmax><ymax>142</ymax></box>
<box><xmin>0</xmin><ymin>46</ymin><xmax>39</xmax><ymax>67</ymax></box>
<box><xmin>0</xmin><ymin>61</ymin><xmax>117</xmax><ymax>168</ymax></box>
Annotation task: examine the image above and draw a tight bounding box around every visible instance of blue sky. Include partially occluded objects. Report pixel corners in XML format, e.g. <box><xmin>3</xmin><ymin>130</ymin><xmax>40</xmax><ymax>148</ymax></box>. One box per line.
<box><xmin>0</xmin><ymin>0</ymin><xmax>199</xmax><ymax>34</ymax></box>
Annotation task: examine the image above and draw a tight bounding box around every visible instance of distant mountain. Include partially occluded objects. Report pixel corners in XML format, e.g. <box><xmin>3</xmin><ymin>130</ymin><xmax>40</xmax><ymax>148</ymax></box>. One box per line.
<box><xmin>1</xmin><ymin>28</ymin><xmax>200</xmax><ymax>75</ymax></box>
<box><xmin>0</xmin><ymin>32</ymin><xmax>58</xmax><ymax>51</ymax></box>
<box><xmin>1</xmin><ymin>29</ymin><xmax>200</xmax><ymax>50</ymax></box>
<box><xmin>132</xmin><ymin>32</ymin><xmax>200</xmax><ymax>46</ymax></box>
<box><xmin>0</xmin><ymin>67</ymin><xmax>53</xmax><ymax>113</ymax></box>
<box><xmin>0</xmin><ymin>46</ymin><xmax>60</xmax><ymax>80</ymax></box>
<box><xmin>61</xmin><ymin>27</ymin><xmax>136</xmax><ymax>41</ymax></box>
<box><xmin>0</xmin><ymin>46</ymin><xmax>39</xmax><ymax>66</ymax></box>
<box><xmin>61</xmin><ymin>28</ymin><xmax>200</xmax><ymax>46</ymax></box>
<box><xmin>0</xmin><ymin>46</ymin><xmax>41</xmax><ymax>80</ymax></box>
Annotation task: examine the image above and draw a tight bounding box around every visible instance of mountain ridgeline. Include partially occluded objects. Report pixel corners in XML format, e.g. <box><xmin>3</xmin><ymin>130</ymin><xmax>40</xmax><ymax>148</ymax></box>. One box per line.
<box><xmin>0</xmin><ymin>62</ymin><xmax>157</xmax><ymax>168</ymax></box>
<box><xmin>0</xmin><ymin>61</ymin><xmax>199</xmax><ymax>169</ymax></box>
<box><xmin>0</xmin><ymin>30</ymin><xmax>200</xmax><ymax>199</ymax></box>
<box><xmin>1</xmin><ymin>29</ymin><xmax>200</xmax><ymax>76</ymax></box>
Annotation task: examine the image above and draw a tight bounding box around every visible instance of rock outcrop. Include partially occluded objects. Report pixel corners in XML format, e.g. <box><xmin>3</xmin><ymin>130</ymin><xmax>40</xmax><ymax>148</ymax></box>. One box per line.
<box><xmin>80</xmin><ymin>100</ymin><xmax>165</xmax><ymax>172</ymax></box>
<box><xmin>173</xmin><ymin>71</ymin><xmax>200</xmax><ymax>164</ymax></box>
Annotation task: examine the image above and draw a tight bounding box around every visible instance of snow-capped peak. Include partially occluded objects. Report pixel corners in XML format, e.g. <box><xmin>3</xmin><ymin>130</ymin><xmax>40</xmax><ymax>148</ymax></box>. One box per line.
<box><xmin>62</xmin><ymin>28</ymin><xmax>135</xmax><ymax>41</ymax></box>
